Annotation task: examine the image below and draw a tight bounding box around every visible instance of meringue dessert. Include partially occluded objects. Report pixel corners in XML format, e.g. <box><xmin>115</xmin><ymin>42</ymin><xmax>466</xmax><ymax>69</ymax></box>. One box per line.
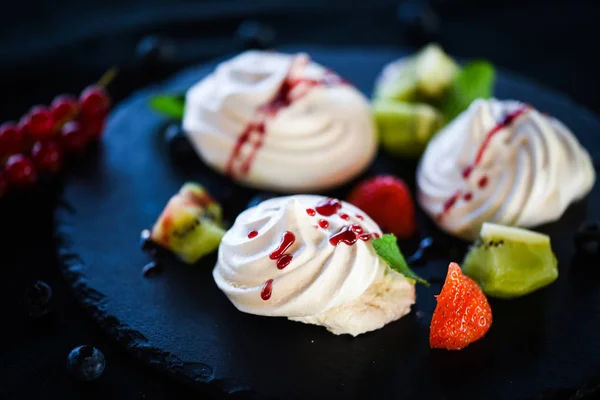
<box><xmin>183</xmin><ymin>51</ymin><xmax>377</xmax><ymax>192</ymax></box>
<box><xmin>213</xmin><ymin>195</ymin><xmax>415</xmax><ymax>336</ymax></box>
<box><xmin>417</xmin><ymin>98</ymin><xmax>596</xmax><ymax>240</ymax></box>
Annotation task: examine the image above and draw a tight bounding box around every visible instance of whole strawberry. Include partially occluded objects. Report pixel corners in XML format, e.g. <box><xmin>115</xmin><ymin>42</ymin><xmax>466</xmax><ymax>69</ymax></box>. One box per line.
<box><xmin>346</xmin><ymin>175</ymin><xmax>416</xmax><ymax>239</ymax></box>
<box><xmin>430</xmin><ymin>262</ymin><xmax>492</xmax><ymax>350</ymax></box>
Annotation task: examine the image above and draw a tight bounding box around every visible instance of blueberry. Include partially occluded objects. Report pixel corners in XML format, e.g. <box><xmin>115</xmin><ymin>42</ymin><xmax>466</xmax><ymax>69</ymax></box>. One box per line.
<box><xmin>574</xmin><ymin>221</ymin><xmax>600</xmax><ymax>256</ymax></box>
<box><xmin>164</xmin><ymin>123</ymin><xmax>196</xmax><ymax>160</ymax></box>
<box><xmin>135</xmin><ymin>35</ymin><xmax>175</xmax><ymax>67</ymax></box>
<box><xmin>139</xmin><ymin>229</ymin><xmax>156</xmax><ymax>253</ymax></box>
<box><xmin>396</xmin><ymin>0</ymin><xmax>440</xmax><ymax>44</ymax></box>
<box><xmin>67</xmin><ymin>345</ymin><xmax>106</xmax><ymax>381</ymax></box>
<box><xmin>26</xmin><ymin>281</ymin><xmax>53</xmax><ymax>318</ymax></box>
<box><xmin>406</xmin><ymin>236</ymin><xmax>435</xmax><ymax>265</ymax></box>
<box><xmin>235</xmin><ymin>20</ymin><xmax>276</xmax><ymax>50</ymax></box>
<box><xmin>247</xmin><ymin>193</ymin><xmax>276</xmax><ymax>209</ymax></box>
<box><xmin>142</xmin><ymin>261</ymin><xmax>163</xmax><ymax>278</ymax></box>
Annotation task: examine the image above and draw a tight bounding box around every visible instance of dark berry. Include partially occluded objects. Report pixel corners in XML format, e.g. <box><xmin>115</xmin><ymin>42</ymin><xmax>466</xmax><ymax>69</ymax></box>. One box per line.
<box><xmin>396</xmin><ymin>0</ymin><xmax>440</xmax><ymax>45</ymax></box>
<box><xmin>67</xmin><ymin>345</ymin><xmax>106</xmax><ymax>381</ymax></box>
<box><xmin>139</xmin><ymin>229</ymin><xmax>158</xmax><ymax>254</ymax></box>
<box><xmin>0</xmin><ymin>171</ymin><xmax>8</xmax><ymax>198</ymax></box>
<box><xmin>0</xmin><ymin>122</ymin><xmax>24</xmax><ymax>156</ymax></box>
<box><xmin>135</xmin><ymin>35</ymin><xmax>176</xmax><ymax>67</ymax></box>
<box><xmin>23</xmin><ymin>106</ymin><xmax>56</xmax><ymax>141</ymax></box>
<box><xmin>4</xmin><ymin>154</ymin><xmax>37</xmax><ymax>187</ymax></box>
<box><xmin>164</xmin><ymin>123</ymin><xmax>196</xmax><ymax>159</ymax></box>
<box><xmin>31</xmin><ymin>140</ymin><xmax>63</xmax><ymax>173</ymax></box>
<box><xmin>142</xmin><ymin>261</ymin><xmax>163</xmax><ymax>277</ymax></box>
<box><xmin>247</xmin><ymin>193</ymin><xmax>275</xmax><ymax>209</ymax></box>
<box><xmin>51</xmin><ymin>95</ymin><xmax>79</xmax><ymax>127</ymax></box>
<box><xmin>26</xmin><ymin>280</ymin><xmax>53</xmax><ymax>318</ymax></box>
<box><xmin>80</xmin><ymin>86</ymin><xmax>110</xmax><ymax>120</ymax></box>
<box><xmin>575</xmin><ymin>221</ymin><xmax>600</xmax><ymax>256</ymax></box>
<box><xmin>406</xmin><ymin>236</ymin><xmax>435</xmax><ymax>265</ymax></box>
<box><xmin>60</xmin><ymin>121</ymin><xmax>90</xmax><ymax>154</ymax></box>
<box><xmin>235</xmin><ymin>20</ymin><xmax>276</xmax><ymax>50</ymax></box>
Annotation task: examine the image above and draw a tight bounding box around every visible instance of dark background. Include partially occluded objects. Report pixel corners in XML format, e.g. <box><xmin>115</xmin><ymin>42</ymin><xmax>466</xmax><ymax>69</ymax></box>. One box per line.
<box><xmin>1</xmin><ymin>0</ymin><xmax>599</xmax><ymax>399</ymax></box>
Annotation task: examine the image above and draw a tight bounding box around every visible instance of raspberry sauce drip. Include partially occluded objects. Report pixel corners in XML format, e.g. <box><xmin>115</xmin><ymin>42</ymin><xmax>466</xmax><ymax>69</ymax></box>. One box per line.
<box><xmin>276</xmin><ymin>254</ymin><xmax>293</xmax><ymax>270</ymax></box>
<box><xmin>269</xmin><ymin>231</ymin><xmax>295</xmax><ymax>260</ymax></box>
<box><xmin>261</xmin><ymin>279</ymin><xmax>273</xmax><ymax>300</ymax></box>
<box><xmin>441</xmin><ymin>105</ymin><xmax>529</xmax><ymax>217</ymax></box>
<box><xmin>225</xmin><ymin>55</ymin><xmax>345</xmax><ymax>178</ymax></box>
<box><xmin>315</xmin><ymin>198</ymin><xmax>342</xmax><ymax>216</ymax></box>
<box><xmin>356</xmin><ymin>214</ymin><xmax>364</xmax><ymax>220</ymax></box>
<box><xmin>318</xmin><ymin>219</ymin><xmax>329</xmax><ymax>229</ymax></box>
<box><xmin>248</xmin><ymin>230</ymin><xmax>258</xmax><ymax>239</ymax></box>
<box><xmin>478</xmin><ymin>176</ymin><xmax>488</xmax><ymax>188</ymax></box>
<box><xmin>339</xmin><ymin>213</ymin><xmax>349</xmax><ymax>220</ymax></box>
<box><xmin>306</xmin><ymin>208</ymin><xmax>316</xmax><ymax>216</ymax></box>
<box><xmin>329</xmin><ymin>224</ymin><xmax>371</xmax><ymax>246</ymax></box>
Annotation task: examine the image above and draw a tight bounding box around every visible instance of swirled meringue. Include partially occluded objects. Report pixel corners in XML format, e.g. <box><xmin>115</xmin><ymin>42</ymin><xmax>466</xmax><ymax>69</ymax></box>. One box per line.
<box><xmin>213</xmin><ymin>195</ymin><xmax>415</xmax><ymax>336</ymax></box>
<box><xmin>182</xmin><ymin>51</ymin><xmax>377</xmax><ymax>192</ymax></box>
<box><xmin>417</xmin><ymin>98</ymin><xmax>595</xmax><ymax>240</ymax></box>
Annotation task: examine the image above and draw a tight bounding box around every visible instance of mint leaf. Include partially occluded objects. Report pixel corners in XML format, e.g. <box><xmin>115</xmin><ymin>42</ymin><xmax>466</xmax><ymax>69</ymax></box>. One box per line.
<box><xmin>372</xmin><ymin>234</ymin><xmax>430</xmax><ymax>286</ymax></box>
<box><xmin>149</xmin><ymin>94</ymin><xmax>185</xmax><ymax>119</ymax></box>
<box><xmin>440</xmin><ymin>61</ymin><xmax>496</xmax><ymax>123</ymax></box>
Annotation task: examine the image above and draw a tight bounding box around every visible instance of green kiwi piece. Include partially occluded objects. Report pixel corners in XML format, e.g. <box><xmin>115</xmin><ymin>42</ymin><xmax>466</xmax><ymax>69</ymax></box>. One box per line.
<box><xmin>462</xmin><ymin>223</ymin><xmax>558</xmax><ymax>299</ymax></box>
<box><xmin>372</xmin><ymin>99</ymin><xmax>443</xmax><ymax>158</ymax></box>
<box><xmin>414</xmin><ymin>44</ymin><xmax>459</xmax><ymax>99</ymax></box>
<box><xmin>151</xmin><ymin>183</ymin><xmax>225</xmax><ymax>264</ymax></box>
<box><xmin>374</xmin><ymin>59</ymin><xmax>419</xmax><ymax>102</ymax></box>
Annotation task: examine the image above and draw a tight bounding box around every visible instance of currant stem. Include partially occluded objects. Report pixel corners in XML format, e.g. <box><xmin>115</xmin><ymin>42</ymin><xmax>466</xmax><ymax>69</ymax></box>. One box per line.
<box><xmin>96</xmin><ymin>67</ymin><xmax>119</xmax><ymax>88</ymax></box>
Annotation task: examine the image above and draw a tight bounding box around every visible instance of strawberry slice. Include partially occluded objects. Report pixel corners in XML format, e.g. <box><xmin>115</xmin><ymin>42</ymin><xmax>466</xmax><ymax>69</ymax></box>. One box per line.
<box><xmin>430</xmin><ymin>262</ymin><xmax>492</xmax><ymax>350</ymax></box>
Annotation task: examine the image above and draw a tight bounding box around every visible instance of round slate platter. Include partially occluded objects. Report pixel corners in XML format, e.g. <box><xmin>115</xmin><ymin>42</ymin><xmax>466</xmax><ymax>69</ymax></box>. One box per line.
<box><xmin>56</xmin><ymin>46</ymin><xmax>600</xmax><ymax>400</ymax></box>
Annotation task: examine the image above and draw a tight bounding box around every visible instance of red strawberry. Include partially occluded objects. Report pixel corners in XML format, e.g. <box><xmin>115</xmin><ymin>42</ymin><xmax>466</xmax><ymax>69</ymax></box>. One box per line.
<box><xmin>430</xmin><ymin>262</ymin><xmax>492</xmax><ymax>350</ymax></box>
<box><xmin>346</xmin><ymin>175</ymin><xmax>416</xmax><ymax>239</ymax></box>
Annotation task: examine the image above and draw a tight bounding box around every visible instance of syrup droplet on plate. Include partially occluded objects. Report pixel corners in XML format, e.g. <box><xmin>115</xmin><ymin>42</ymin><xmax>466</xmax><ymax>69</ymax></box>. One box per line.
<box><xmin>248</xmin><ymin>230</ymin><xmax>258</xmax><ymax>239</ymax></box>
<box><xmin>318</xmin><ymin>219</ymin><xmax>329</xmax><ymax>229</ymax></box>
<box><xmin>306</xmin><ymin>208</ymin><xmax>316</xmax><ymax>216</ymax></box>
<box><xmin>339</xmin><ymin>213</ymin><xmax>349</xmax><ymax>220</ymax></box>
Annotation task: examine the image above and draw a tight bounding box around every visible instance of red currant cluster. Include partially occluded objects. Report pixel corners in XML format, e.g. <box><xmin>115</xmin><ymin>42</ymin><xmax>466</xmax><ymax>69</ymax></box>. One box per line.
<box><xmin>0</xmin><ymin>85</ymin><xmax>111</xmax><ymax>198</ymax></box>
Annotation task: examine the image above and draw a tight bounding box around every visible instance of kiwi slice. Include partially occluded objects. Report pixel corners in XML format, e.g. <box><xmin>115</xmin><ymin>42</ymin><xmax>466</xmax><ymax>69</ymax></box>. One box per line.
<box><xmin>462</xmin><ymin>223</ymin><xmax>558</xmax><ymax>299</ymax></box>
<box><xmin>414</xmin><ymin>44</ymin><xmax>459</xmax><ymax>99</ymax></box>
<box><xmin>374</xmin><ymin>59</ymin><xmax>419</xmax><ymax>102</ymax></box>
<box><xmin>372</xmin><ymin>99</ymin><xmax>443</xmax><ymax>158</ymax></box>
<box><xmin>151</xmin><ymin>183</ymin><xmax>225</xmax><ymax>264</ymax></box>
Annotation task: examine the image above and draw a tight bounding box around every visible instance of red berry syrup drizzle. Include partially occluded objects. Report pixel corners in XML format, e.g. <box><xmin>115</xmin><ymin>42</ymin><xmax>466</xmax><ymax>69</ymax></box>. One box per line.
<box><xmin>316</xmin><ymin>197</ymin><xmax>379</xmax><ymax>246</ymax></box>
<box><xmin>225</xmin><ymin>55</ymin><xmax>345</xmax><ymax>178</ymax></box>
<box><xmin>440</xmin><ymin>105</ymin><xmax>530</xmax><ymax>218</ymax></box>
<box><xmin>261</xmin><ymin>231</ymin><xmax>297</xmax><ymax>301</ymax></box>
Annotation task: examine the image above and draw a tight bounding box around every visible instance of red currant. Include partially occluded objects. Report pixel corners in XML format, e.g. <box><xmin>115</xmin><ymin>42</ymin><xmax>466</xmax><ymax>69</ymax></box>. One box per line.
<box><xmin>0</xmin><ymin>122</ymin><xmax>24</xmax><ymax>156</ymax></box>
<box><xmin>80</xmin><ymin>86</ymin><xmax>110</xmax><ymax>120</ymax></box>
<box><xmin>60</xmin><ymin>121</ymin><xmax>90</xmax><ymax>154</ymax></box>
<box><xmin>0</xmin><ymin>171</ymin><xmax>8</xmax><ymax>198</ymax></box>
<box><xmin>22</xmin><ymin>106</ymin><xmax>55</xmax><ymax>141</ymax></box>
<box><xmin>82</xmin><ymin>116</ymin><xmax>106</xmax><ymax>139</ymax></box>
<box><xmin>4</xmin><ymin>154</ymin><xmax>37</xmax><ymax>187</ymax></box>
<box><xmin>31</xmin><ymin>140</ymin><xmax>63</xmax><ymax>173</ymax></box>
<box><xmin>51</xmin><ymin>95</ymin><xmax>79</xmax><ymax>127</ymax></box>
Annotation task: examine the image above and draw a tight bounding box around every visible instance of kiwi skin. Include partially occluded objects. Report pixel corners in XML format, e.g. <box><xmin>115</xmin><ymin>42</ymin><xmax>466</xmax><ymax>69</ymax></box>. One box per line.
<box><xmin>462</xmin><ymin>227</ymin><xmax>558</xmax><ymax>299</ymax></box>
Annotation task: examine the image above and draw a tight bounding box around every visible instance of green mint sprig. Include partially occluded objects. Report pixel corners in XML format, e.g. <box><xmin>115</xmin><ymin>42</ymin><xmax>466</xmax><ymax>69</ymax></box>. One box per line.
<box><xmin>372</xmin><ymin>234</ymin><xmax>430</xmax><ymax>286</ymax></box>
<box><xmin>149</xmin><ymin>94</ymin><xmax>186</xmax><ymax>120</ymax></box>
<box><xmin>440</xmin><ymin>60</ymin><xmax>496</xmax><ymax>123</ymax></box>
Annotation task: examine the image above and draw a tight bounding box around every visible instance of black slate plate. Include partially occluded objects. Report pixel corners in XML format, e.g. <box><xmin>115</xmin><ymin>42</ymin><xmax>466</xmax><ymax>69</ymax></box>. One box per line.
<box><xmin>56</xmin><ymin>46</ymin><xmax>600</xmax><ymax>400</ymax></box>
